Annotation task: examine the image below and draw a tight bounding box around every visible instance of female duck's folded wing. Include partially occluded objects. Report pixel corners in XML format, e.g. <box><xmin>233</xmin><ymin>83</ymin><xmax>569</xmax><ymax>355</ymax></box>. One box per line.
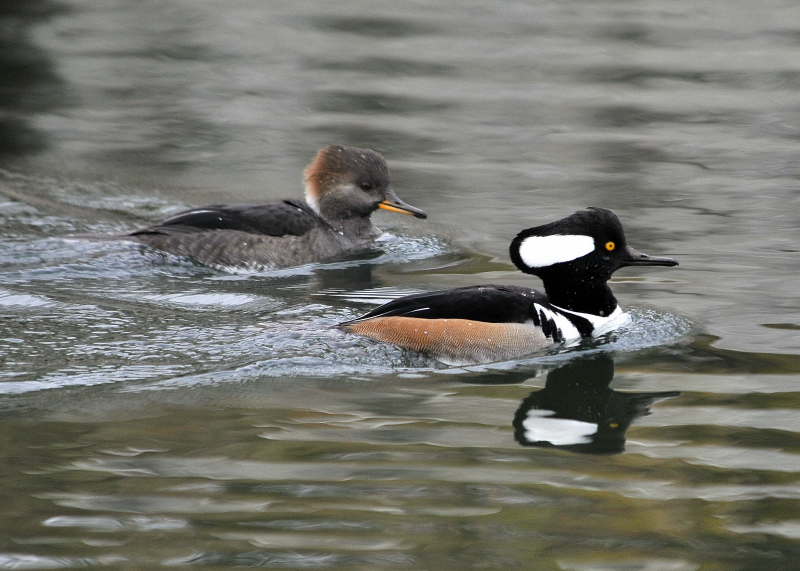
<box><xmin>130</xmin><ymin>200</ymin><xmax>323</xmax><ymax>238</ymax></box>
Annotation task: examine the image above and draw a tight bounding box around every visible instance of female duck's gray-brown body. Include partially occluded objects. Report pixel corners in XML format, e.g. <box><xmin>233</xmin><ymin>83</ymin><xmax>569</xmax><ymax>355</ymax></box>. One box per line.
<box><xmin>125</xmin><ymin>145</ymin><xmax>426</xmax><ymax>270</ymax></box>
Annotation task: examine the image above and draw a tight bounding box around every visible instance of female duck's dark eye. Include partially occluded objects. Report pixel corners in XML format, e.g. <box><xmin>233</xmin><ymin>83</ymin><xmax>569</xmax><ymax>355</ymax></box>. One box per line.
<box><xmin>360</xmin><ymin>181</ymin><xmax>373</xmax><ymax>191</ymax></box>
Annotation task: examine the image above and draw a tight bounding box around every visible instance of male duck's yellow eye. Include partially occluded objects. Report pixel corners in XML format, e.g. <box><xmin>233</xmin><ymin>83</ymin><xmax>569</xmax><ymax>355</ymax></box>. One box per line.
<box><xmin>605</xmin><ymin>241</ymin><xmax>616</xmax><ymax>251</ymax></box>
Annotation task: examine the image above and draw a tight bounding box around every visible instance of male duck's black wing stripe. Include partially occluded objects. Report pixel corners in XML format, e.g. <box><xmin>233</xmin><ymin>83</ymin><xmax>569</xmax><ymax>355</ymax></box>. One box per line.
<box><xmin>536</xmin><ymin>307</ymin><xmax>563</xmax><ymax>343</ymax></box>
<box><xmin>564</xmin><ymin>311</ymin><xmax>595</xmax><ymax>337</ymax></box>
<box><xmin>130</xmin><ymin>200</ymin><xmax>323</xmax><ymax>238</ymax></box>
<box><xmin>343</xmin><ymin>284</ymin><xmax>552</xmax><ymax>325</ymax></box>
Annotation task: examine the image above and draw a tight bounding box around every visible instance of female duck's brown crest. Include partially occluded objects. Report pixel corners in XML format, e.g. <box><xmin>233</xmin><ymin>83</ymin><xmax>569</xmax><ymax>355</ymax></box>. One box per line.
<box><xmin>303</xmin><ymin>145</ymin><xmax>391</xmax><ymax>213</ymax></box>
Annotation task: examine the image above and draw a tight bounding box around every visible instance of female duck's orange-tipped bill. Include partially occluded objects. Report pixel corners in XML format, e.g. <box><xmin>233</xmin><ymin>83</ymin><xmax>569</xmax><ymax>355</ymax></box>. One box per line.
<box><xmin>378</xmin><ymin>189</ymin><xmax>427</xmax><ymax>219</ymax></box>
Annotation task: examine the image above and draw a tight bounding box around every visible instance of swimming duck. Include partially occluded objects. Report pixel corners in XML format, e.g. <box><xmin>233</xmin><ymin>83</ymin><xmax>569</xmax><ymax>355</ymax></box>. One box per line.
<box><xmin>338</xmin><ymin>207</ymin><xmax>677</xmax><ymax>365</ymax></box>
<box><xmin>125</xmin><ymin>145</ymin><xmax>426</xmax><ymax>270</ymax></box>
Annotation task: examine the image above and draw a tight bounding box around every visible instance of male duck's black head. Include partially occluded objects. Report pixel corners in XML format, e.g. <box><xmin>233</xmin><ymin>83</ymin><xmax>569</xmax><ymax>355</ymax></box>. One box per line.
<box><xmin>304</xmin><ymin>145</ymin><xmax>426</xmax><ymax>222</ymax></box>
<box><xmin>509</xmin><ymin>207</ymin><xmax>677</xmax><ymax>315</ymax></box>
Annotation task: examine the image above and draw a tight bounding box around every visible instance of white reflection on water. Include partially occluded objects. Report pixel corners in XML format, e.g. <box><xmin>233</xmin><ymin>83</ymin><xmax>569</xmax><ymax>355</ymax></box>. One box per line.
<box><xmin>631</xmin><ymin>443</ymin><xmax>800</xmax><ymax>473</ymax></box>
<box><xmin>43</xmin><ymin>515</ymin><xmax>188</xmax><ymax>532</ymax></box>
<box><xmin>0</xmin><ymin>554</ymin><xmax>127</xmax><ymax>568</ymax></box>
<box><xmin>559</xmin><ymin>559</ymin><xmax>699</xmax><ymax>571</ymax></box>
<box><xmin>0</xmin><ymin>289</ymin><xmax>55</xmax><ymax>307</ymax></box>
<box><xmin>728</xmin><ymin>522</ymin><xmax>800</xmax><ymax>540</ymax></box>
<box><xmin>128</xmin><ymin>291</ymin><xmax>258</xmax><ymax>307</ymax></box>
<box><xmin>57</xmin><ymin>456</ymin><xmax>800</xmax><ymax>503</ymax></box>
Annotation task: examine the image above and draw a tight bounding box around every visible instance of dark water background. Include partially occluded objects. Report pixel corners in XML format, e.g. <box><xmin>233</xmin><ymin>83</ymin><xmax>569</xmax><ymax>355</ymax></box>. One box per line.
<box><xmin>2</xmin><ymin>0</ymin><xmax>800</xmax><ymax>569</ymax></box>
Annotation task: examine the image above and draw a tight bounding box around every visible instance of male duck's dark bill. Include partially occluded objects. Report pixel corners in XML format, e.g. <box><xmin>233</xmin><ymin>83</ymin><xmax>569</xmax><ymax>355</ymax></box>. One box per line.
<box><xmin>378</xmin><ymin>188</ymin><xmax>427</xmax><ymax>219</ymax></box>
<box><xmin>620</xmin><ymin>245</ymin><xmax>678</xmax><ymax>267</ymax></box>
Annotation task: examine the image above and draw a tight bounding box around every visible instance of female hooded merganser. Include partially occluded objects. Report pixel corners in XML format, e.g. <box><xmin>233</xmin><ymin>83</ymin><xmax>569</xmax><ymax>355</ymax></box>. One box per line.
<box><xmin>125</xmin><ymin>145</ymin><xmax>426</xmax><ymax>270</ymax></box>
<box><xmin>338</xmin><ymin>207</ymin><xmax>677</xmax><ymax>365</ymax></box>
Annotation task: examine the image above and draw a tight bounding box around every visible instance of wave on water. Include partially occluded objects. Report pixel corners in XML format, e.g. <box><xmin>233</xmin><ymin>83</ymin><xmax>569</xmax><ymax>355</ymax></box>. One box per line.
<box><xmin>117</xmin><ymin>307</ymin><xmax>694</xmax><ymax>394</ymax></box>
<box><xmin>0</xmin><ymin>279</ymin><xmax>693</xmax><ymax>397</ymax></box>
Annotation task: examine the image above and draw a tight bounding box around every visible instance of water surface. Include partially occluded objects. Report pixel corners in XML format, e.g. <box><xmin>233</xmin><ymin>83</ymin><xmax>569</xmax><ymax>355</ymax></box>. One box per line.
<box><xmin>2</xmin><ymin>0</ymin><xmax>800</xmax><ymax>569</ymax></box>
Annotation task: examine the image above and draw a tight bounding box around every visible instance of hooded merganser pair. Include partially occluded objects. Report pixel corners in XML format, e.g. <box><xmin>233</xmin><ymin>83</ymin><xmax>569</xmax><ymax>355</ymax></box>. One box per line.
<box><xmin>126</xmin><ymin>145</ymin><xmax>426</xmax><ymax>270</ymax></box>
<box><xmin>120</xmin><ymin>150</ymin><xmax>675</xmax><ymax>364</ymax></box>
<box><xmin>338</xmin><ymin>207</ymin><xmax>678</xmax><ymax>365</ymax></box>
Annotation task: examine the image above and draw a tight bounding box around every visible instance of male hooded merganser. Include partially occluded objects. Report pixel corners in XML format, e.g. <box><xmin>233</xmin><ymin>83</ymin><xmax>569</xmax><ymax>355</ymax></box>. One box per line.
<box><xmin>125</xmin><ymin>145</ymin><xmax>426</xmax><ymax>270</ymax></box>
<box><xmin>338</xmin><ymin>207</ymin><xmax>677</xmax><ymax>365</ymax></box>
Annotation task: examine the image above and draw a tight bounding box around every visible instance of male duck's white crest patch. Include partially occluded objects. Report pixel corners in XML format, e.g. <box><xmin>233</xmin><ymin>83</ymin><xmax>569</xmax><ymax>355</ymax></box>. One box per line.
<box><xmin>517</xmin><ymin>234</ymin><xmax>595</xmax><ymax>268</ymax></box>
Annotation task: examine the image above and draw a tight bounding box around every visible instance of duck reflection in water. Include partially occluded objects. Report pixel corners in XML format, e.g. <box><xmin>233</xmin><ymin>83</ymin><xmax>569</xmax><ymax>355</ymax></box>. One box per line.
<box><xmin>512</xmin><ymin>354</ymin><xmax>679</xmax><ymax>454</ymax></box>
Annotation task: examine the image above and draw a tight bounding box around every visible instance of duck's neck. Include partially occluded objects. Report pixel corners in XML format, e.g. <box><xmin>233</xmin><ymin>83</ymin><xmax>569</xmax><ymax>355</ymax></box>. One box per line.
<box><xmin>542</xmin><ymin>279</ymin><xmax>619</xmax><ymax>317</ymax></box>
<box><xmin>307</xmin><ymin>197</ymin><xmax>380</xmax><ymax>240</ymax></box>
<box><xmin>327</xmin><ymin>215</ymin><xmax>381</xmax><ymax>240</ymax></box>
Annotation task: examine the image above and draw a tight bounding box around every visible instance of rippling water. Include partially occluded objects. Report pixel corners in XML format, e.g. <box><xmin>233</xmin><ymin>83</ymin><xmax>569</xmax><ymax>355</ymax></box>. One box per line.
<box><xmin>2</xmin><ymin>0</ymin><xmax>800</xmax><ymax>569</ymax></box>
